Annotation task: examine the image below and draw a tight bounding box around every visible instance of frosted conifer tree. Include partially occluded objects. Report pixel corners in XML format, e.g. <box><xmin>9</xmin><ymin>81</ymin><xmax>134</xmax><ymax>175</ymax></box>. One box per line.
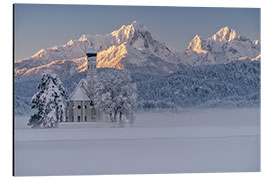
<box><xmin>96</xmin><ymin>70</ymin><xmax>136</xmax><ymax>123</ymax></box>
<box><xmin>28</xmin><ymin>74</ymin><xmax>67</xmax><ymax>128</ymax></box>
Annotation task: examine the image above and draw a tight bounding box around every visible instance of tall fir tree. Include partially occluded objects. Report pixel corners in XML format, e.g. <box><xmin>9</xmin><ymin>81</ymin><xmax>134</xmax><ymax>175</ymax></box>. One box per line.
<box><xmin>28</xmin><ymin>74</ymin><xmax>67</xmax><ymax>128</ymax></box>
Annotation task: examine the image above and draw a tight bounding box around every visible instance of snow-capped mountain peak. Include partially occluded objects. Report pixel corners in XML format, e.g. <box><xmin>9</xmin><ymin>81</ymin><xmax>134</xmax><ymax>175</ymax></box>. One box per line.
<box><xmin>67</xmin><ymin>39</ymin><xmax>74</xmax><ymax>46</ymax></box>
<box><xmin>109</xmin><ymin>21</ymin><xmax>173</xmax><ymax>60</ymax></box>
<box><xmin>31</xmin><ymin>49</ymin><xmax>46</xmax><ymax>58</ymax></box>
<box><xmin>110</xmin><ymin>21</ymin><xmax>148</xmax><ymax>44</ymax></box>
<box><xmin>211</xmin><ymin>26</ymin><xmax>238</xmax><ymax>42</ymax></box>
<box><xmin>78</xmin><ymin>35</ymin><xmax>88</xmax><ymax>42</ymax></box>
<box><xmin>110</xmin><ymin>23</ymin><xmax>135</xmax><ymax>43</ymax></box>
<box><xmin>187</xmin><ymin>35</ymin><xmax>207</xmax><ymax>54</ymax></box>
<box><xmin>181</xmin><ymin>26</ymin><xmax>260</xmax><ymax>66</ymax></box>
<box><xmin>130</xmin><ymin>21</ymin><xmax>148</xmax><ymax>31</ymax></box>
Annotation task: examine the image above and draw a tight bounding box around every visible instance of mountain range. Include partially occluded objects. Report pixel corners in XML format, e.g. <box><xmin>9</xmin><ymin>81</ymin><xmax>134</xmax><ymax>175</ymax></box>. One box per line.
<box><xmin>15</xmin><ymin>21</ymin><xmax>260</xmax><ymax>81</ymax></box>
<box><xmin>14</xmin><ymin>21</ymin><xmax>261</xmax><ymax>115</ymax></box>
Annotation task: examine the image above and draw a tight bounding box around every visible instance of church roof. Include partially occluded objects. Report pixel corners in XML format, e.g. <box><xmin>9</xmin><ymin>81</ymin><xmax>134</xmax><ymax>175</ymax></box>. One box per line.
<box><xmin>69</xmin><ymin>86</ymin><xmax>90</xmax><ymax>101</ymax></box>
<box><xmin>68</xmin><ymin>79</ymin><xmax>91</xmax><ymax>101</ymax></box>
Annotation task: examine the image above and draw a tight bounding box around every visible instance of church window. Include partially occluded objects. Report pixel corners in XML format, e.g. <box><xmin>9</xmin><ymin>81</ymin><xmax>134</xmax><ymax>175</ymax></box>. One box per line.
<box><xmin>78</xmin><ymin>116</ymin><xmax>80</xmax><ymax>122</ymax></box>
<box><xmin>85</xmin><ymin>105</ymin><xmax>87</xmax><ymax>109</ymax></box>
<box><xmin>78</xmin><ymin>105</ymin><xmax>81</xmax><ymax>109</ymax></box>
<box><xmin>71</xmin><ymin>116</ymin><xmax>74</xmax><ymax>122</ymax></box>
<box><xmin>85</xmin><ymin>116</ymin><xmax>87</xmax><ymax>122</ymax></box>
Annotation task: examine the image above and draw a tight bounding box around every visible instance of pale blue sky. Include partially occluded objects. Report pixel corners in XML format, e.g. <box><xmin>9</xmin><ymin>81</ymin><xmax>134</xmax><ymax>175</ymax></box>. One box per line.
<box><xmin>14</xmin><ymin>4</ymin><xmax>260</xmax><ymax>61</ymax></box>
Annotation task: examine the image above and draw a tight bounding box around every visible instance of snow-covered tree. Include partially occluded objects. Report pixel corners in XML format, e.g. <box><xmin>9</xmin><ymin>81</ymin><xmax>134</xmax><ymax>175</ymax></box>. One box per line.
<box><xmin>28</xmin><ymin>74</ymin><xmax>67</xmax><ymax>128</ymax></box>
<box><xmin>96</xmin><ymin>70</ymin><xmax>136</xmax><ymax>123</ymax></box>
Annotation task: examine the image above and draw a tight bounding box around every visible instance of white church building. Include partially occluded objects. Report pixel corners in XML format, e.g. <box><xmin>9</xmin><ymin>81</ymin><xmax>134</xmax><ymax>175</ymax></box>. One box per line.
<box><xmin>64</xmin><ymin>47</ymin><xmax>104</xmax><ymax>123</ymax></box>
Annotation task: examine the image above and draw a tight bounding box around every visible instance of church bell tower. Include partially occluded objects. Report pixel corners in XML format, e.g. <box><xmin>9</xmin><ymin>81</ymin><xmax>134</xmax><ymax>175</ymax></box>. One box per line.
<box><xmin>86</xmin><ymin>47</ymin><xmax>97</xmax><ymax>99</ymax></box>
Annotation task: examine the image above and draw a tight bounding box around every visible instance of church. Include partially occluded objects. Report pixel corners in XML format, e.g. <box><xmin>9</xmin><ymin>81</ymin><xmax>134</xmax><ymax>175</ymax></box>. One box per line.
<box><xmin>64</xmin><ymin>47</ymin><xmax>103</xmax><ymax>123</ymax></box>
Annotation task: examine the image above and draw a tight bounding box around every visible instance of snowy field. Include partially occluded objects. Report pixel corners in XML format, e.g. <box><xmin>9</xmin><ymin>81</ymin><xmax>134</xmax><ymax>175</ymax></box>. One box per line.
<box><xmin>14</xmin><ymin>108</ymin><xmax>260</xmax><ymax>176</ymax></box>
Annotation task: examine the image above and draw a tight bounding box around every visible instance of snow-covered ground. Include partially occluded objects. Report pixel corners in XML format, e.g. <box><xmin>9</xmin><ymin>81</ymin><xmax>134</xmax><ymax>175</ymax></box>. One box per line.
<box><xmin>14</xmin><ymin>108</ymin><xmax>260</xmax><ymax>176</ymax></box>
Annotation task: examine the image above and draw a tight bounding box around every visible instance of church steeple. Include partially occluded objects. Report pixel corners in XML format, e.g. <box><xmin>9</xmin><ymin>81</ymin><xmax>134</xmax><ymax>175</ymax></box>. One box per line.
<box><xmin>86</xmin><ymin>47</ymin><xmax>97</xmax><ymax>98</ymax></box>
<box><xmin>64</xmin><ymin>47</ymin><xmax>103</xmax><ymax>123</ymax></box>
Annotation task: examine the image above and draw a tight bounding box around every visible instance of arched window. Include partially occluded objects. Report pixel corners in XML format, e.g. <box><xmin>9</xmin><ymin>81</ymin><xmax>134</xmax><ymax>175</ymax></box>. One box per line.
<box><xmin>78</xmin><ymin>105</ymin><xmax>81</xmax><ymax>109</ymax></box>
<box><xmin>85</xmin><ymin>116</ymin><xmax>87</xmax><ymax>122</ymax></box>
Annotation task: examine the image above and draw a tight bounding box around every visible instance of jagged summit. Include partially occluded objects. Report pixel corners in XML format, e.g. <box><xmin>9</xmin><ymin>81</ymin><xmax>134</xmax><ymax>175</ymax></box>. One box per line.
<box><xmin>130</xmin><ymin>21</ymin><xmax>147</xmax><ymax>31</ymax></box>
<box><xmin>187</xmin><ymin>35</ymin><xmax>207</xmax><ymax>54</ymax></box>
<box><xmin>110</xmin><ymin>20</ymin><xmax>148</xmax><ymax>44</ymax></box>
<box><xmin>181</xmin><ymin>26</ymin><xmax>260</xmax><ymax>66</ymax></box>
<box><xmin>211</xmin><ymin>26</ymin><xmax>238</xmax><ymax>42</ymax></box>
<box><xmin>71</xmin><ymin>21</ymin><xmax>152</xmax><ymax>51</ymax></box>
<box><xmin>114</xmin><ymin>21</ymin><xmax>147</xmax><ymax>32</ymax></box>
<box><xmin>186</xmin><ymin>27</ymin><xmax>239</xmax><ymax>54</ymax></box>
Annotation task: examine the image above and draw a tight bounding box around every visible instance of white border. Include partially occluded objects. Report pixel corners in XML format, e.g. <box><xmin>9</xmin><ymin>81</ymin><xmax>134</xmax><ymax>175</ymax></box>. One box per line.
<box><xmin>1</xmin><ymin>0</ymin><xmax>269</xmax><ymax>180</ymax></box>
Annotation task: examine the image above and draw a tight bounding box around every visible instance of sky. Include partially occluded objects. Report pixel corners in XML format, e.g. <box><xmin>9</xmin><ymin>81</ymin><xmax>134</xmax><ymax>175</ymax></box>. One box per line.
<box><xmin>14</xmin><ymin>4</ymin><xmax>260</xmax><ymax>61</ymax></box>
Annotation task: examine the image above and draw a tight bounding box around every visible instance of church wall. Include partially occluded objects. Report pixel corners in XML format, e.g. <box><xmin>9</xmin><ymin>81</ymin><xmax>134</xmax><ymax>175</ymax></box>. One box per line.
<box><xmin>66</xmin><ymin>100</ymin><xmax>105</xmax><ymax>123</ymax></box>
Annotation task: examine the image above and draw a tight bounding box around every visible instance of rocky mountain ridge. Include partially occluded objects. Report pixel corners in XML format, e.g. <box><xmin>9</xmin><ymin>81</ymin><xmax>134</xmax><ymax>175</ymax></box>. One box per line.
<box><xmin>15</xmin><ymin>22</ymin><xmax>260</xmax><ymax>81</ymax></box>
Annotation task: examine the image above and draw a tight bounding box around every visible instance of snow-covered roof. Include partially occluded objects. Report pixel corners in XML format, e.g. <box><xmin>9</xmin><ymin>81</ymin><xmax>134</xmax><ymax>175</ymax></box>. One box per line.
<box><xmin>69</xmin><ymin>86</ymin><xmax>90</xmax><ymax>101</ymax></box>
<box><xmin>68</xmin><ymin>79</ymin><xmax>92</xmax><ymax>101</ymax></box>
<box><xmin>86</xmin><ymin>47</ymin><xmax>97</xmax><ymax>55</ymax></box>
